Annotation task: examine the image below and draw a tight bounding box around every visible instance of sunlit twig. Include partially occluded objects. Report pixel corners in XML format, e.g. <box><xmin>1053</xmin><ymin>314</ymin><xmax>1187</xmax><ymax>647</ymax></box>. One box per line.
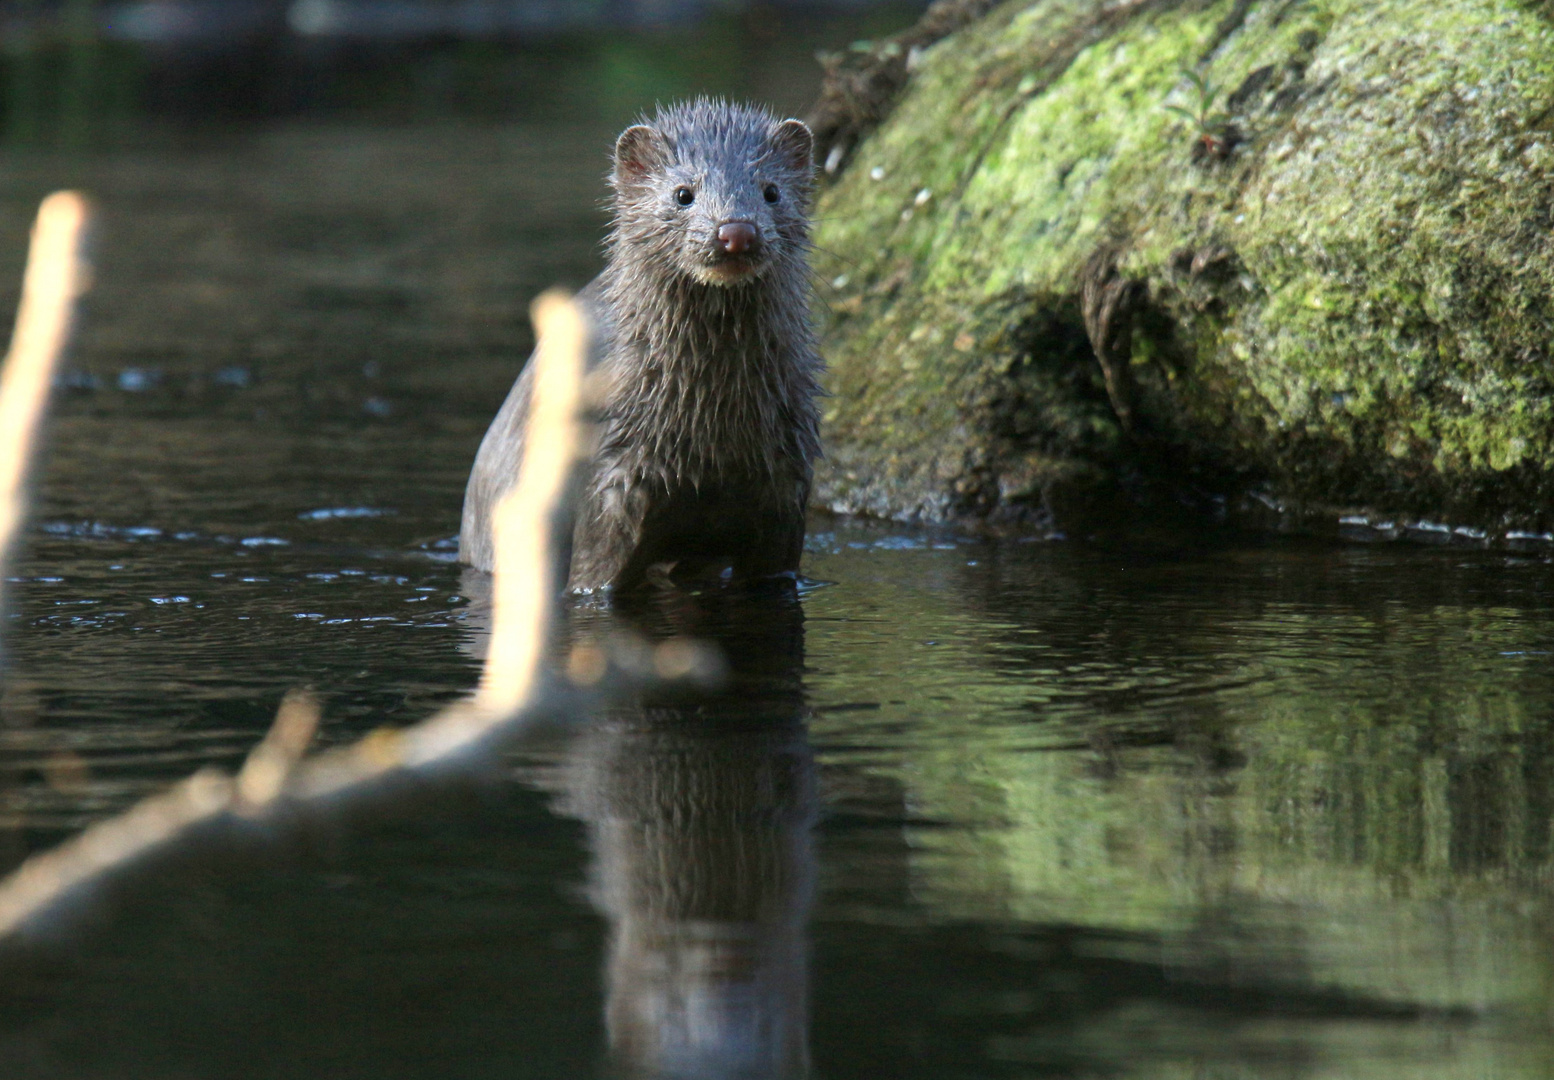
<box><xmin>479</xmin><ymin>290</ymin><xmax>589</xmax><ymax>713</ymax></box>
<box><xmin>0</xmin><ymin>191</ymin><xmax>91</xmax><ymax>624</ymax></box>
<box><xmin>0</xmin><ymin>287</ymin><xmax>592</xmax><ymax>937</ymax></box>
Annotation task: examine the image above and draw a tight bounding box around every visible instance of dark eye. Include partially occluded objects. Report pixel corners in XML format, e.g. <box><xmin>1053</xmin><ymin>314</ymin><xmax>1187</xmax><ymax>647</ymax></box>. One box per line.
<box><xmin>763</xmin><ymin>184</ymin><xmax>780</xmax><ymax>203</ymax></box>
<box><xmin>674</xmin><ymin>186</ymin><xmax>695</xmax><ymax>206</ymax></box>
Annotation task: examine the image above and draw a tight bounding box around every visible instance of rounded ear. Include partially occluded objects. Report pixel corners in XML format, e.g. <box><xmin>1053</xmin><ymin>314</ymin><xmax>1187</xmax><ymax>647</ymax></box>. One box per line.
<box><xmin>613</xmin><ymin>125</ymin><xmax>670</xmax><ymax>186</ymax></box>
<box><xmin>769</xmin><ymin>119</ymin><xmax>814</xmax><ymax>174</ymax></box>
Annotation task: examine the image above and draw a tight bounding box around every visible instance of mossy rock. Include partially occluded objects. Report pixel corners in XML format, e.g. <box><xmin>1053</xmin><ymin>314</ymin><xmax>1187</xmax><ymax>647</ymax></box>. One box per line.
<box><xmin>813</xmin><ymin>0</ymin><xmax>1554</xmax><ymax>537</ymax></box>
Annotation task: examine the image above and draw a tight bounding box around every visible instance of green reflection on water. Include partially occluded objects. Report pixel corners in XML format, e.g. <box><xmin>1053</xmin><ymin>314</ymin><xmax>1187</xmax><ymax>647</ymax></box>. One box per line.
<box><xmin>804</xmin><ymin>533</ymin><xmax>1554</xmax><ymax>1074</ymax></box>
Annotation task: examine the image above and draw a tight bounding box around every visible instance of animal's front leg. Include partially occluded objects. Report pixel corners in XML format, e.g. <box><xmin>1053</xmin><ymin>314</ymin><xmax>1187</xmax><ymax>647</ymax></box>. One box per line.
<box><xmin>730</xmin><ymin>509</ymin><xmax>807</xmax><ymax>583</ymax></box>
<box><xmin>567</xmin><ymin>479</ymin><xmax>650</xmax><ymax>594</ymax></box>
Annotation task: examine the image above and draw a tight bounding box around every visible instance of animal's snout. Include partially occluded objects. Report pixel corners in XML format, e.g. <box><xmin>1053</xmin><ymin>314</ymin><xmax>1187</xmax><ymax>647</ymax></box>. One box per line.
<box><xmin>717</xmin><ymin>221</ymin><xmax>759</xmax><ymax>255</ymax></box>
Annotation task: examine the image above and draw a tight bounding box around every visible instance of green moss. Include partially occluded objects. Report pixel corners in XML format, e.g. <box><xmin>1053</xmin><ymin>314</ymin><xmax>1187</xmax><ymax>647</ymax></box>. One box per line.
<box><xmin>815</xmin><ymin>0</ymin><xmax>1554</xmax><ymax>530</ymax></box>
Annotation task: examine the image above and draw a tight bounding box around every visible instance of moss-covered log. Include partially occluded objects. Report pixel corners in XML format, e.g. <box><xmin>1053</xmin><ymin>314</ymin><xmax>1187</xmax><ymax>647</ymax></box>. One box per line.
<box><xmin>812</xmin><ymin>0</ymin><xmax>1554</xmax><ymax>537</ymax></box>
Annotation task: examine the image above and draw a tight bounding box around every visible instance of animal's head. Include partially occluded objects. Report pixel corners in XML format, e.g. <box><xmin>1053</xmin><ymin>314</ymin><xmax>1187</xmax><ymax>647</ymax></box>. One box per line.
<box><xmin>610</xmin><ymin>99</ymin><xmax>814</xmax><ymax>287</ymax></box>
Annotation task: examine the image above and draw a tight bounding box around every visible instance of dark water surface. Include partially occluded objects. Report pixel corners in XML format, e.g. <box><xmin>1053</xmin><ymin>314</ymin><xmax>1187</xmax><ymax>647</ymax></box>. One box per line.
<box><xmin>0</xmin><ymin>120</ymin><xmax>1551</xmax><ymax>1078</ymax></box>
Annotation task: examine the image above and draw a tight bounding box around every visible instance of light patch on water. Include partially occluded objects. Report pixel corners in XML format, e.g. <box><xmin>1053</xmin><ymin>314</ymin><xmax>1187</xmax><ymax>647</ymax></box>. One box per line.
<box><xmin>298</xmin><ymin>507</ymin><xmax>393</xmax><ymax>520</ymax></box>
<box><xmin>40</xmin><ymin>522</ymin><xmax>165</xmax><ymax>541</ymax></box>
<box><xmin>116</xmin><ymin>368</ymin><xmax>163</xmax><ymax>392</ymax></box>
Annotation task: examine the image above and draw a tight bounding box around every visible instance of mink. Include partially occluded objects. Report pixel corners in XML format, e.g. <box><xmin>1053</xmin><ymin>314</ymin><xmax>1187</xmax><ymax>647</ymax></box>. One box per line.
<box><xmin>460</xmin><ymin>98</ymin><xmax>823</xmax><ymax>593</ymax></box>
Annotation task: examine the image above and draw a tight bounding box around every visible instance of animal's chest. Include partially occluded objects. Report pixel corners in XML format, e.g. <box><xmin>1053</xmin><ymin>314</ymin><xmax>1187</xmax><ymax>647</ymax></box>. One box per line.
<box><xmin>587</xmin><ymin>405</ymin><xmax>804</xmax><ymax>576</ymax></box>
<box><xmin>569</xmin><ymin>458</ymin><xmax>804</xmax><ymax>591</ymax></box>
<box><xmin>638</xmin><ymin>479</ymin><xmax>793</xmax><ymax>552</ymax></box>
<box><xmin>566</xmin><ymin>335</ymin><xmax>812</xmax><ymax>589</ymax></box>
<box><xmin>599</xmin><ymin>358</ymin><xmax>795</xmax><ymax>486</ymax></box>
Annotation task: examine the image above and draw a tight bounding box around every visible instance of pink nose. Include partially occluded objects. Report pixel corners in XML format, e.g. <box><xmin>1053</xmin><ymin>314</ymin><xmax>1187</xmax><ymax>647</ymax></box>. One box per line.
<box><xmin>717</xmin><ymin>221</ymin><xmax>758</xmax><ymax>255</ymax></box>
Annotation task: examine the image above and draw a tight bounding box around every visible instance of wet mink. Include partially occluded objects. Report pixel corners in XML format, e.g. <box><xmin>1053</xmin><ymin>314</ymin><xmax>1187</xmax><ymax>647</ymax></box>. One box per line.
<box><xmin>460</xmin><ymin>99</ymin><xmax>822</xmax><ymax>592</ymax></box>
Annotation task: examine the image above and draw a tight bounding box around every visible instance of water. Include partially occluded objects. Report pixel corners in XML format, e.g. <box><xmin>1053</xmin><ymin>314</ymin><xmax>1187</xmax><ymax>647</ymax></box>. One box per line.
<box><xmin>0</xmin><ymin>117</ymin><xmax>1550</xmax><ymax>1079</ymax></box>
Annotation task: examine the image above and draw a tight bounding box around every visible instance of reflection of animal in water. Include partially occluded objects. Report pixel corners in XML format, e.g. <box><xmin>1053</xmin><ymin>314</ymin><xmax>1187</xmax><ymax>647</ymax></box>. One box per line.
<box><xmin>543</xmin><ymin>594</ymin><xmax>815</xmax><ymax>1079</ymax></box>
<box><xmin>460</xmin><ymin>100</ymin><xmax>823</xmax><ymax>593</ymax></box>
<box><xmin>562</xmin><ymin>716</ymin><xmax>814</xmax><ymax>1079</ymax></box>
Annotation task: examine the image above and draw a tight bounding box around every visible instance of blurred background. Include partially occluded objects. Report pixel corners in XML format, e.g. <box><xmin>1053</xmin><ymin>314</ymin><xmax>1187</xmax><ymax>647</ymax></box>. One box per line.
<box><xmin>0</xmin><ymin>0</ymin><xmax>922</xmax><ymax>139</ymax></box>
<box><xmin>0</xmin><ymin>0</ymin><xmax>926</xmax><ymax>493</ymax></box>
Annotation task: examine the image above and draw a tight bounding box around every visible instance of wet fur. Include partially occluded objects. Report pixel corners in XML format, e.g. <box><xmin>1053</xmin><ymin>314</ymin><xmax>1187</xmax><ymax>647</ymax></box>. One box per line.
<box><xmin>461</xmin><ymin>99</ymin><xmax>823</xmax><ymax>592</ymax></box>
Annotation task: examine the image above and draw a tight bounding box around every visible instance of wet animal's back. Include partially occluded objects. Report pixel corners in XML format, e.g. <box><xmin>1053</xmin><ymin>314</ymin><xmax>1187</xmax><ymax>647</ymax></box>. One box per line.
<box><xmin>460</xmin><ymin>99</ymin><xmax>822</xmax><ymax>592</ymax></box>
